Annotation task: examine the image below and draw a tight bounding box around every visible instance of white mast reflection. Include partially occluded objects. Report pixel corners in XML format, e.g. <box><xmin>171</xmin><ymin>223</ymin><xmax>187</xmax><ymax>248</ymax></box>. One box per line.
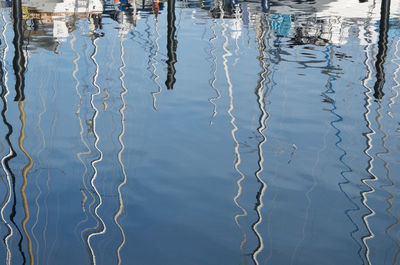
<box><xmin>251</xmin><ymin>14</ymin><xmax>268</xmax><ymax>265</ymax></box>
<box><xmin>87</xmin><ymin>36</ymin><xmax>106</xmax><ymax>265</ymax></box>
<box><xmin>70</xmin><ymin>32</ymin><xmax>95</xmax><ymax>242</ymax></box>
<box><xmin>219</xmin><ymin>1</ymin><xmax>248</xmax><ymax>263</ymax></box>
<box><xmin>113</xmin><ymin>34</ymin><xmax>128</xmax><ymax>265</ymax></box>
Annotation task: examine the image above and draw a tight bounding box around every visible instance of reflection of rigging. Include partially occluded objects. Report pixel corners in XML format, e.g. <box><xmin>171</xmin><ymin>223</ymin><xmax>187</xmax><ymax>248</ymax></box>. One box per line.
<box><xmin>319</xmin><ymin>45</ymin><xmax>363</xmax><ymax>264</ymax></box>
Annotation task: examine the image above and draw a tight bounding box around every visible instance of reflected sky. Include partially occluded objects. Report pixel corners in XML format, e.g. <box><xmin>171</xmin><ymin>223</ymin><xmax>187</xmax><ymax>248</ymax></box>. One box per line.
<box><xmin>0</xmin><ymin>0</ymin><xmax>399</xmax><ymax>264</ymax></box>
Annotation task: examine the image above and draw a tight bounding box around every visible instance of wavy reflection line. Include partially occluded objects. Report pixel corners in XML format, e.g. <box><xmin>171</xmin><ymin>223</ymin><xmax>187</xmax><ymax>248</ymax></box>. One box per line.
<box><xmin>389</xmin><ymin>39</ymin><xmax>400</xmax><ymax>109</ymax></box>
<box><xmin>12</xmin><ymin>0</ymin><xmax>26</xmax><ymax>101</ymax></box>
<box><xmin>42</xmin><ymin>104</ymin><xmax>57</xmax><ymax>265</ymax></box>
<box><xmin>113</xmin><ymin>35</ymin><xmax>128</xmax><ymax>265</ymax></box>
<box><xmin>151</xmin><ymin>14</ymin><xmax>162</xmax><ymax>111</ymax></box>
<box><xmin>69</xmin><ymin>32</ymin><xmax>95</xmax><ymax>246</ymax></box>
<box><xmin>376</xmin><ymin>45</ymin><xmax>400</xmax><ymax>263</ymax></box>
<box><xmin>0</xmin><ymin>8</ymin><xmax>13</xmax><ymax>265</ymax></box>
<box><xmin>70</xmin><ymin>33</ymin><xmax>92</xmax><ymax>236</ymax></box>
<box><xmin>31</xmin><ymin>59</ymin><xmax>47</xmax><ymax>265</ymax></box>
<box><xmin>87</xmin><ymin>36</ymin><xmax>106</xmax><ymax>265</ymax></box>
<box><xmin>376</xmin><ymin>100</ymin><xmax>400</xmax><ymax>264</ymax></box>
<box><xmin>208</xmin><ymin>17</ymin><xmax>221</xmax><ymax>125</ymax></box>
<box><xmin>321</xmin><ymin>45</ymin><xmax>363</xmax><ymax>263</ymax></box>
<box><xmin>79</xmin><ymin>42</ymin><xmax>99</xmax><ymax>263</ymax></box>
<box><xmin>0</xmin><ymin>95</ymin><xmax>14</xmax><ymax>265</ymax></box>
<box><xmin>165</xmin><ymin>0</ymin><xmax>177</xmax><ymax>89</ymax></box>
<box><xmin>18</xmin><ymin>100</ymin><xmax>34</xmax><ymax>265</ymax></box>
<box><xmin>251</xmin><ymin>14</ymin><xmax>269</xmax><ymax>265</ymax></box>
<box><xmin>219</xmin><ymin>3</ymin><xmax>248</xmax><ymax>263</ymax></box>
<box><xmin>1</xmin><ymin>9</ymin><xmax>27</xmax><ymax>263</ymax></box>
<box><xmin>361</xmin><ymin>40</ymin><xmax>377</xmax><ymax>265</ymax></box>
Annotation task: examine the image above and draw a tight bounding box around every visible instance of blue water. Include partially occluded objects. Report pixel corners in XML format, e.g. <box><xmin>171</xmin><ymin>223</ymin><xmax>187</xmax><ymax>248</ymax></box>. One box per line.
<box><xmin>0</xmin><ymin>0</ymin><xmax>399</xmax><ymax>264</ymax></box>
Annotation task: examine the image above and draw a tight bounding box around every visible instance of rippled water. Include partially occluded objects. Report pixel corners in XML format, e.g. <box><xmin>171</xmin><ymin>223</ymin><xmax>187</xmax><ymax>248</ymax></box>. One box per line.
<box><xmin>0</xmin><ymin>0</ymin><xmax>400</xmax><ymax>264</ymax></box>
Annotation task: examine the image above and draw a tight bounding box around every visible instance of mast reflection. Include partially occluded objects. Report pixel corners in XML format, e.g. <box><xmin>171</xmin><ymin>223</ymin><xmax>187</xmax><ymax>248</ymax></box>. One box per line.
<box><xmin>113</xmin><ymin>33</ymin><xmax>128</xmax><ymax>265</ymax></box>
<box><xmin>18</xmin><ymin>100</ymin><xmax>34</xmax><ymax>265</ymax></box>
<box><xmin>373</xmin><ymin>0</ymin><xmax>391</xmax><ymax>99</ymax></box>
<box><xmin>12</xmin><ymin>0</ymin><xmax>25</xmax><ymax>101</ymax></box>
<box><xmin>165</xmin><ymin>0</ymin><xmax>177</xmax><ymax>89</ymax></box>
<box><xmin>0</xmin><ymin>10</ymin><xmax>15</xmax><ymax>264</ymax></box>
<box><xmin>251</xmin><ymin>14</ymin><xmax>269</xmax><ymax>265</ymax></box>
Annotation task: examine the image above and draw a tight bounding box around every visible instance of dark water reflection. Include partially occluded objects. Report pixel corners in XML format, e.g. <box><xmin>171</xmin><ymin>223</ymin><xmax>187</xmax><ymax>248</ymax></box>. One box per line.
<box><xmin>0</xmin><ymin>0</ymin><xmax>400</xmax><ymax>264</ymax></box>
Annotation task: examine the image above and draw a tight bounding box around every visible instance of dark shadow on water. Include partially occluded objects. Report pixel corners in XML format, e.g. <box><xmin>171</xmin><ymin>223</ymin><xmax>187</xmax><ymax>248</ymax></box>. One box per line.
<box><xmin>0</xmin><ymin>43</ymin><xmax>26</xmax><ymax>264</ymax></box>
<box><xmin>12</xmin><ymin>0</ymin><xmax>26</xmax><ymax>101</ymax></box>
<box><xmin>373</xmin><ymin>0</ymin><xmax>390</xmax><ymax>100</ymax></box>
<box><xmin>166</xmin><ymin>0</ymin><xmax>177</xmax><ymax>89</ymax></box>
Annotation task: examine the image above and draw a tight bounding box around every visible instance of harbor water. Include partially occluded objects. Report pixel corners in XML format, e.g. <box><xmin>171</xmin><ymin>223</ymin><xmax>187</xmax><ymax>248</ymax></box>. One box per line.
<box><xmin>0</xmin><ymin>0</ymin><xmax>400</xmax><ymax>264</ymax></box>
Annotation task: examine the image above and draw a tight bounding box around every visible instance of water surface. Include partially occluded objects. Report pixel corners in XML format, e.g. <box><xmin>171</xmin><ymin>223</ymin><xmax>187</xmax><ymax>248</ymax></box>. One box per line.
<box><xmin>0</xmin><ymin>0</ymin><xmax>400</xmax><ymax>264</ymax></box>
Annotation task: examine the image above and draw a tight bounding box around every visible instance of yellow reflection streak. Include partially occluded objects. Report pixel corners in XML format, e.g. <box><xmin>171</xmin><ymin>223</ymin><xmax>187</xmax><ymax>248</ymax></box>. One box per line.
<box><xmin>18</xmin><ymin>101</ymin><xmax>34</xmax><ymax>265</ymax></box>
<box><xmin>114</xmin><ymin>35</ymin><xmax>128</xmax><ymax>265</ymax></box>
